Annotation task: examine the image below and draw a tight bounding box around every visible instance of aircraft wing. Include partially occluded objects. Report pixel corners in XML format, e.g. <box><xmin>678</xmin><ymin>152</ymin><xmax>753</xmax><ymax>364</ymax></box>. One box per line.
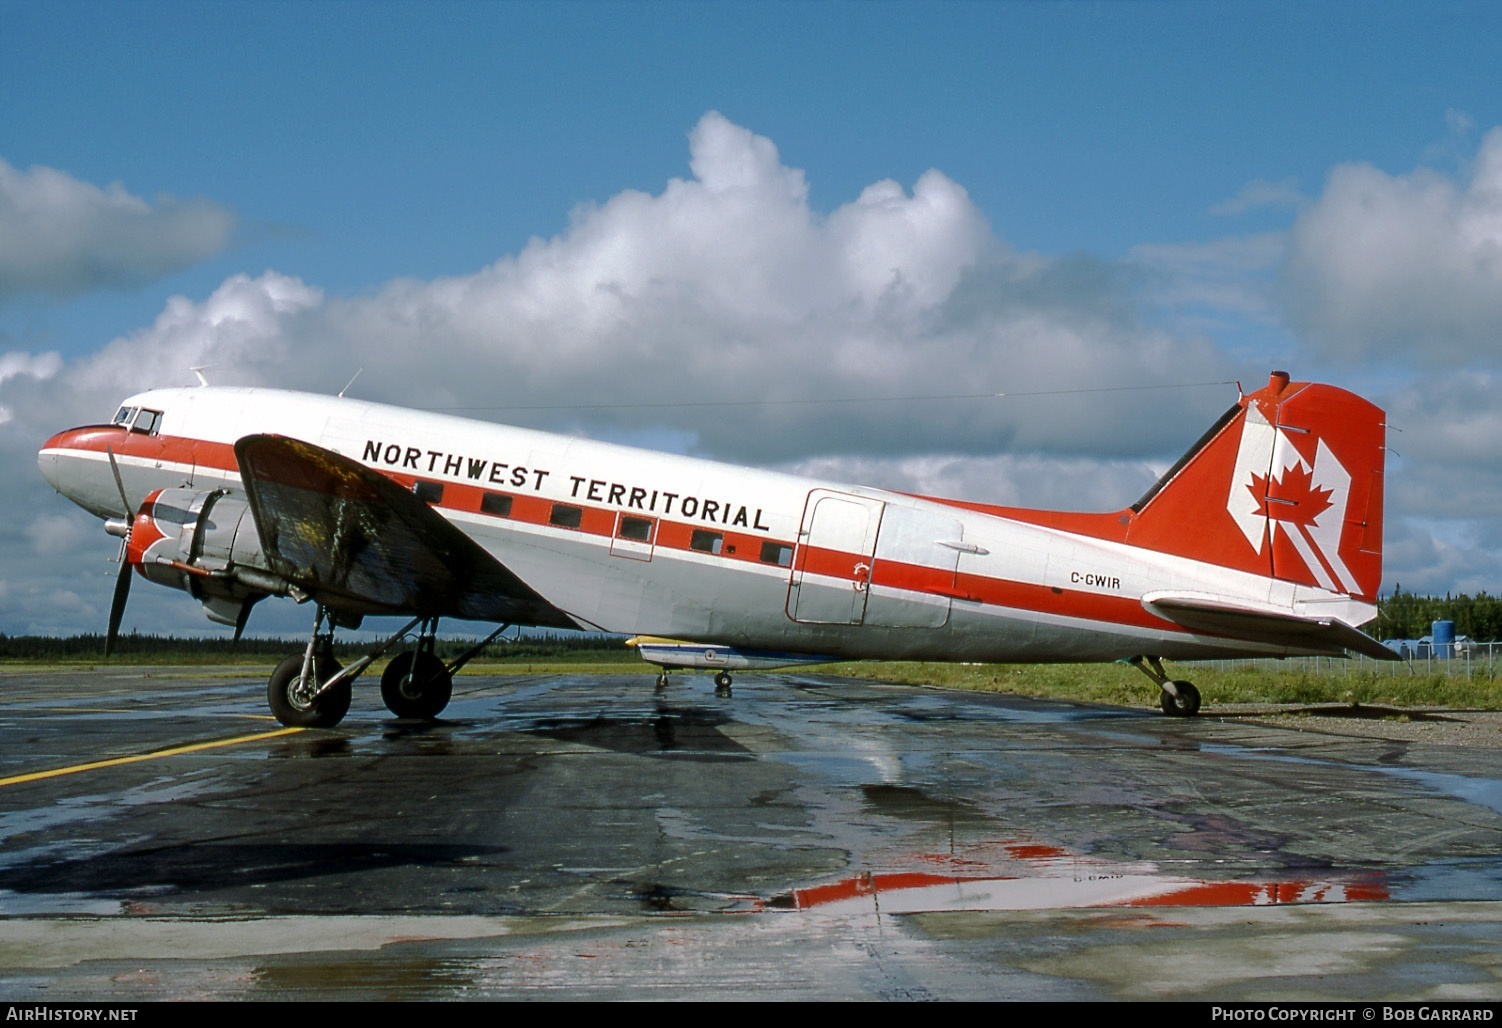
<box><xmin>233</xmin><ymin>434</ymin><xmax>579</xmax><ymax>628</ymax></box>
<box><xmin>1142</xmin><ymin>592</ymin><xmax>1399</xmax><ymax>661</ymax></box>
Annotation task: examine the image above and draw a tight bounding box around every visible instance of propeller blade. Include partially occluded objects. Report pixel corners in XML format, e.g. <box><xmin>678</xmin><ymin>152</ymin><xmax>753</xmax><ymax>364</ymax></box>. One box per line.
<box><xmin>105</xmin><ymin>446</ymin><xmax>131</xmax><ymax>516</ymax></box>
<box><xmin>233</xmin><ymin>599</ymin><xmax>256</xmax><ymax>643</ymax></box>
<box><xmin>105</xmin><ymin>558</ymin><xmax>131</xmax><ymax>657</ymax></box>
<box><xmin>104</xmin><ymin>447</ymin><xmax>134</xmax><ymax>656</ymax></box>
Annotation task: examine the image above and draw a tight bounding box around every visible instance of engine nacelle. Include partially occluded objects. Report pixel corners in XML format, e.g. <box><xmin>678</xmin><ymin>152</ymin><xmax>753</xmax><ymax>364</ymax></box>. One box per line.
<box><xmin>125</xmin><ymin>488</ymin><xmax>293</xmax><ymax>626</ymax></box>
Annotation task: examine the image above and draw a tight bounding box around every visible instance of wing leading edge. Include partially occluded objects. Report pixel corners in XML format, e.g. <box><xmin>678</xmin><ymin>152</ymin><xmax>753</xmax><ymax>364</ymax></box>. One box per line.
<box><xmin>234</xmin><ymin>434</ymin><xmax>578</xmax><ymax>628</ymax></box>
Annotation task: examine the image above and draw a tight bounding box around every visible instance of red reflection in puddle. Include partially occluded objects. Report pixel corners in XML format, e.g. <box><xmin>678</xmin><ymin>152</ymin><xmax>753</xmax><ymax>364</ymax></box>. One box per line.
<box><xmin>780</xmin><ymin>838</ymin><xmax>1388</xmax><ymax>914</ymax></box>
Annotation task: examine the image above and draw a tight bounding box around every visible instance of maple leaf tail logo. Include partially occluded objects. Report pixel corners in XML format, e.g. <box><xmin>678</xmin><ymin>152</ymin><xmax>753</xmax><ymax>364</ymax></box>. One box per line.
<box><xmin>1251</xmin><ymin>460</ymin><xmax>1350</xmax><ymax>592</ymax></box>
<box><xmin>1251</xmin><ymin>464</ymin><xmax>1334</xmax><ymax>528</ymax></box>
<box><xmin>1220</xmin><ymin>380</ymin><xmax>1383</xmax><ymax>601</ymax></box>
<box><xmin>1228</xmin><ymin>417</ymin><xmax>1356</xmax><ymax>596</ymax></box>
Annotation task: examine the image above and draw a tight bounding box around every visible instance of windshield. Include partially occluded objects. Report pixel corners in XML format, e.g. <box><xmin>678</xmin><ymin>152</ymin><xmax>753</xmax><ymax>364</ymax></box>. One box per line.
<box><xmin>110</xmin><ymin>405</ymin><xmax>163</xmax><ymax>435</ymax></box>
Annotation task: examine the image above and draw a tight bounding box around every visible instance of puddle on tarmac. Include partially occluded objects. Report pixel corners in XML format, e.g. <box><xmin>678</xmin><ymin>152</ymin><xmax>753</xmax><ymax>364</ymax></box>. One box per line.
<box><xmin>1201</xmin><ymin>742</ymin><xmax>1502</xmax><ymax>816</ymax></box>
<box><xmin>0</xmin><ymin>889</ymin><xmax>123</xmax><ymax>915</ymax></box>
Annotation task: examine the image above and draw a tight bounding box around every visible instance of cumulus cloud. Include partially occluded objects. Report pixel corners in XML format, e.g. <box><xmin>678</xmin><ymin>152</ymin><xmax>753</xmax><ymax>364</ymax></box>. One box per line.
<box><xmin>1374</xmin><ymin>369</ymin><xmax>1502</xmax><ymax>576</ymax></box>
<box><xmin>300</xmin><ymin>112</ymin><xmax>1231</xmax><ymax>464</ymax></box>
<box><xmin>0</xmin><ymin>158</ymin><xmax>236</xmax><ymax>302</ymax></box>
<box><xmin>0</xmin><ymin>350</ymin><xmax>61</xmax><ymax>384</ymax></box>
<box><xmin>1381</xmin><ymin>518</ymin><xmax>1502</xmax><ymax>597</ymax></box>
<box><xmin>1</xmin><ymin>272</ymin><xmax>321</xmax><ymax>438</ymax></box>
<box><xmin>1386</xmin><ymin>370</ymin><xmax>1502</xmax><ymax>476</ymax></box>
<box><xmin>782</xmin><ymin>451</ymin><xmax>1165</xmax><ymax>514</ymax></box>
<box><xmin>23</xmin><ymin>513</ymin><xmax>91</xmax><ymax>556</ymax></box>
<box><xmin>0</xmin><ymin>349</ymin><xmax>62</xmax><ymax>425</ymax></box>
<box><xmin>11</xmin><ymin>113</ymin><xmax>1228</xmax><ymax>468</ymax></box>
<box><xmin>1130</xmin><ymin>233</ymin><xmax>1285</xmax><ymax>328</ymax></box>
<box><xmin>1341</xmin><ymin>368</ymin><xmax>1502</xmax><ymax>597</ymax></box>
<box><xmin>1281</xmin><ymin>128</ymin><xmax>1502</xmax><ymax>362</ymax></box>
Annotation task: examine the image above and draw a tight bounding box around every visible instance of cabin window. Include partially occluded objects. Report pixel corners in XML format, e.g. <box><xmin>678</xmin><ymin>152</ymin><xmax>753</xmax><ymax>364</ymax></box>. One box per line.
<box><xmin>689</xmin><ymin>529</ymin><xmax>723</xmax><ymax>555</ymax></box>
<box><xmin>112</xmin><ymin>406</ymin><xmax>136</xmax><ymax>427</ymax></box>
<box><xmin>550</xmin><ymin>504</ymin><xmax>583</xmax><ymax>529</ymax></box>
<box><xmin>132</xmin><ymin>408</ymin><xmax>163</xmax><ymax>435</ymax></box>
<box><xmin>618</xmin><ymin>515</ymin><xmax>654</xmax><ymax>542</ymax></box>
<box><xmin>481</xmin><ymin>492</ymin><xmax>513</xmax><ymax>517</ymax></box>
<box><xmin>413</xmin><ymin>480</ymin><xmax>444</xmax><ymax>504</ymax></box>
<box><xmin>759</xmin><ymin>542</ymin><xmax>794</xmax><ymax>567</ymax></box>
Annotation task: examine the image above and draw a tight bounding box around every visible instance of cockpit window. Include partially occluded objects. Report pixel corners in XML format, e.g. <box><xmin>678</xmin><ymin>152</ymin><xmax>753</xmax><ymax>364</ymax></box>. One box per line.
<box><xmin>112</xmin><ymin>406</ymin><xmax>163</xmax><ymax>435</ymax></box>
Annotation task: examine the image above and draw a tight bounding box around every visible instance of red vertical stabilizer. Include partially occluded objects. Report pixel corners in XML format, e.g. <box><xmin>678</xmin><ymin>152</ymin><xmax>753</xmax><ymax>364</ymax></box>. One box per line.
<box><xmin>1125</xmin><ymin>372</ymin><xmax>1385</xmax><ymax>602</ymax></box>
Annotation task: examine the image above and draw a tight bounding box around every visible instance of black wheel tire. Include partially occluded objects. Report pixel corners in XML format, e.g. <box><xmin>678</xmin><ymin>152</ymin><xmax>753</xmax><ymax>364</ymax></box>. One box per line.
<box><xmin>1160</xmin><ymin>680</ymin><xmax>1202</xmax><ymax>717</ymax></box>
<box><xmin>381</xmin><ymin>650</ymin><xmax>453</xmax><ymax>719</ymax></box>
<box><xmin>267</xmin><ymin>654</ymin><xmax>351</xmax><ymax>728</ymax></box>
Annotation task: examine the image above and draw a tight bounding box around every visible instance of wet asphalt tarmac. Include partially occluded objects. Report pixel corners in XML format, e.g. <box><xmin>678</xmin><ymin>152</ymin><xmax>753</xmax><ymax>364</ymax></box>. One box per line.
<box><xmin>0</xmin><ymin>665</ymin><xmax>1499</xmax><ymax>1001</ymax></box>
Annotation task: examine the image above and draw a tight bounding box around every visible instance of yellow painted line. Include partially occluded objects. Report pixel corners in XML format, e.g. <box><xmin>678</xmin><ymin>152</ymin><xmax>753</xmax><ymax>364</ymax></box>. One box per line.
<box><xmin>0</xmin><ymin>726</ymin><xmax>304</xmax><ymax>788</ymax></box>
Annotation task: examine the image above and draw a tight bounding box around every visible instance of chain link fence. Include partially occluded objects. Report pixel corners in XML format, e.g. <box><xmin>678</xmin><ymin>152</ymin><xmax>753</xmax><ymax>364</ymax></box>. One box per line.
<box><xmin>1195</xmin><ymin>641</ymin><xmax>1501</xmax><ymax>678</ymax></box>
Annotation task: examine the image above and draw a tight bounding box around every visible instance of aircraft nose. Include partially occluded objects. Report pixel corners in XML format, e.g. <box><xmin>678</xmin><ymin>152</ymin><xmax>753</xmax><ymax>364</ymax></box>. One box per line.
<box><xmin>38</xmin><ymin>426</ymin><xmax>129</xmax><ymax>518</ymax></box>
<box><xmin>38</xmin><ymin>428</ymin><xmax>81</xmax><ymax>492</ymax></box>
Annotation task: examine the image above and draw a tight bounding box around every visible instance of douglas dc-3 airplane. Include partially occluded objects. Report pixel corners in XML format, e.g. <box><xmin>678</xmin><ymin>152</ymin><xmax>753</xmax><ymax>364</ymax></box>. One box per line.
<box><xmin>38</xmin><ymin>370</ymin><xmax>1395</xmax><ymax>727</ymax></box>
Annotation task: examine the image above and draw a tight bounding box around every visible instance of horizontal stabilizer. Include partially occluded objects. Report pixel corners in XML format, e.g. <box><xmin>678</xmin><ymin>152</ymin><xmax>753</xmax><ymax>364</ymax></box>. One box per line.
<box><xmin>1142</xmin><ymin>592</ymin><xmax>1398</xmax><ymax>661</ymax></box>
<box><xmin>627</xmin><ymin>636</ymin><xmax>838</xmax><ymax>672</ymax></box>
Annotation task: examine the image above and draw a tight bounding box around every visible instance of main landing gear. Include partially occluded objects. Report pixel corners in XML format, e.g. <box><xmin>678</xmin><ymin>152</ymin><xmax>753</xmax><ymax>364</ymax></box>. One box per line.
<box><xmin>266</xmin><ymin>606</ymin><xmax>353</xmax><ymax>729</ymax></box>
<box><xmin>266</xmin><ymin>607</ymin><xmax>511</xmax><ymax>728</ymax></box>
<box><xmin>380</xmin><ymin>620</ymin><xmax>453</xmax><ymax>720</ymax></box>
<box><xmin>1127</xmin><ymin>655</ymin><xmax>1202</xmax><ymax>717</ymax></box>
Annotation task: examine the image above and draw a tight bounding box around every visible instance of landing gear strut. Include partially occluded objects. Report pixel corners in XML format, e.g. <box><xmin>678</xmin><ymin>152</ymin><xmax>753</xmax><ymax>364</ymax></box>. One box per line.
<box><xmin>1127</xmin><ymin>656</ymin><xmax>1202</xmax><ymax>717</ymax></box>
<box><xmin>266</xmin><ymin>606</ymin><xmax>352</xmax><ymax>728</ymax></box>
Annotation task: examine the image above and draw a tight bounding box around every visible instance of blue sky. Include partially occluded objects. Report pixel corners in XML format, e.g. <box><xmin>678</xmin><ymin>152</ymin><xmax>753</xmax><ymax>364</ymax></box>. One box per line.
<box><xmin>3</xmin><ymin>0</ymin><xmax>1501</xmax><ymax>637</ymax></box>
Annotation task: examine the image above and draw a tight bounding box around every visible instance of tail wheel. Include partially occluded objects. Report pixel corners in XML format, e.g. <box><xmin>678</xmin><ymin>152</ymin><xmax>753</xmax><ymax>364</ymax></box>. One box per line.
<box><xmin>1160</xmin><ymin>681</ymin><xmax>1201</xmax><ymax>717</ymax></box>
<box><xmin>268</xmin><ymin>654</ymin><xmax>350</xmax><ymax>728</ymax></box>
<box><xmin>381</xmin><ymin>650</ymin><xmax>453</xmax><ymax>719</ymax></box>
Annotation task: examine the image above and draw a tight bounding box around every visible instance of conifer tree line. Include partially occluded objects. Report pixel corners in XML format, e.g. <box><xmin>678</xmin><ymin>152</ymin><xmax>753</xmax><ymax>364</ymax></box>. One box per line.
<box><xmin>1374</xmin><ymin>590</ymin><xmax>1502</xmax><ymax>641</ymax></box>
<box><xmin>0</xmin><ymin>632</ymin><xmax>630</xmax><ymax>660</ymax></box>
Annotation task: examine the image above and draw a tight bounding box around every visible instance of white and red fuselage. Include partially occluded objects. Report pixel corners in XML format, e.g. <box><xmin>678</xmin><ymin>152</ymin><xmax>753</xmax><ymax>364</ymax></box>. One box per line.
<box><xmin>38</xmin><ymin>373</ymin><xmax>1385</xmax><ymax>665</ymax></box>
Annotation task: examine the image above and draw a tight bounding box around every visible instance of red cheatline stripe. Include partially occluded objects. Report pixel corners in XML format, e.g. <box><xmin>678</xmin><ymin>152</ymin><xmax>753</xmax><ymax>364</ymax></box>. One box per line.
<box><xmin>59</xmin><ymin>432</ymin><xmax>1185</xmax><ymax>634</ymax></box>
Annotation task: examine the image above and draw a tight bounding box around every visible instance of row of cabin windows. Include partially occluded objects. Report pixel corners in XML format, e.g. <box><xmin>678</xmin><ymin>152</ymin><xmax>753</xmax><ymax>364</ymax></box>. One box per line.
<box><xmin>410</xmin><ymin>483</ymin><xmax>793</xmax><ymax>568</ymax></box>
<box><xmin>412</xmin><ymin>480</ymin><xmax>508</xmax><ymax>517</ymax></box>
<box><xmin>680</xmin><ymin>531</ymin><xmax>793</xmax><ymax>568</ymax></box>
